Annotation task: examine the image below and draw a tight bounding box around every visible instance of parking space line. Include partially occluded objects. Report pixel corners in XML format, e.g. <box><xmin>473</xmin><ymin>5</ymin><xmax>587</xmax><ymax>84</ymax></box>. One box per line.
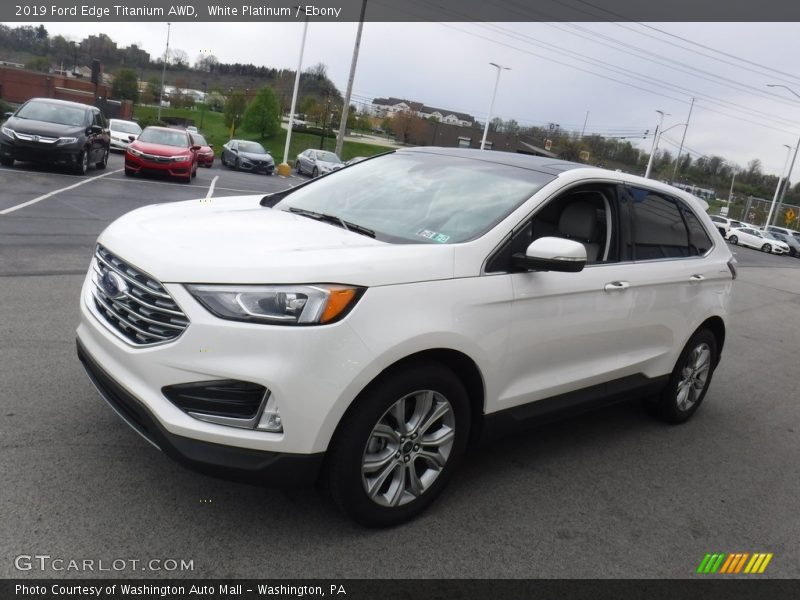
<box><xmin>206</xmin><ymin>175</ymin><xmax>219</xmax><ymax>200</ymax></box>
<box><xmin>0</xmin><ymin>169</ymin><xmax>124</xmax><ymax>216</ymax></box>
<box><xmin>102</xmin><ymin>175</ymin><xmax>273</xmax><ymax>194</ymax></box>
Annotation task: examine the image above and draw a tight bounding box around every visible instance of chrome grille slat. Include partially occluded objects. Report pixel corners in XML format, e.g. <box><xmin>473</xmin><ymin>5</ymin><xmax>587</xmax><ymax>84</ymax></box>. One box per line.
<box><xmin>90</xmin><ymin>245</ymin><xmax>189</xmax><ymax>346</ymax></box>
<box><xmin>91</xmin><ymin>263</ymin><xmax>185</xmax><ymax>316</ymax></box>
<box><xmin>95</xmin><ymin>250</ymin><xmax>171</xmax><ymax>299</ymax></box>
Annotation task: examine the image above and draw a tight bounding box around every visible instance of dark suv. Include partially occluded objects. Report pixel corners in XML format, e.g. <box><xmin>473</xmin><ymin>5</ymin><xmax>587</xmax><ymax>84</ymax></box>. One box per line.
<box><xmin>0</xmin><ymin>98</ymin><xmax>110</xmax><ymax>174</ymax></box>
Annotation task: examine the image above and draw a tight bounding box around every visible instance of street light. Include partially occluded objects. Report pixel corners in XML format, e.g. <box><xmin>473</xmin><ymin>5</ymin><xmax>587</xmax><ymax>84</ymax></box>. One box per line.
<box><xmin>766</xmin><ymin>84</ymin><xmax>800</xmax><ymax>227</ymax></box>
<box><xmin>157</xmin><ymin>22</ymin><xmax>171</xmax><ymax>122</ymax></box>
<box><xmin>764</xmin><ymin>144</ymin><xmax>793</xmax><ymax>229</ymax></box>
<box><xmin>199</xmin><ymin>81</ymin><xmax>207</xmax><ymax>130</ymax></box>
<box><xmin>644</xmin><ymin>110</ymin><xmax>669</xmax><ymax>179</ymax></box>
<box><xmin>480</xmin><ymin>62</ymin><xmax>510</xmax><ymax>151</ymax></box>
<box><xmin>279</xmin><ymin>17</ymin><xmax>310</xmax><ymax>176</ymax></box>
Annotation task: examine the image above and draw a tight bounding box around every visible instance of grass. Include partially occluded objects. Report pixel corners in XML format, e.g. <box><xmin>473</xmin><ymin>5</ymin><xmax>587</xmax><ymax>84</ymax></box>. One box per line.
<box><xmin>132</xmin><ymin>105</ymin><xmax>389</xmax><ymax>163</ymax></box>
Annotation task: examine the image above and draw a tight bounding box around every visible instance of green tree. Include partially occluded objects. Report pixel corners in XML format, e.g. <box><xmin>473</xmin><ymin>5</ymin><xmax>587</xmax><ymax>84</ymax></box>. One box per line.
<box><xmin>25</xmin><ymin>56</ymin><xmax>50</xmax><ymax>72</ymax></box>
<box><xmin>112</xmin><ymin>68</ymin><xmax>139</xmax><ymax>102</ymax></box>
<box><xmin>224</xmin><ymin>90</ymin><xmax>247</xmax><ymax>130</ymax></box>
<box><xmin>145</xmin><ymin>77</ymin><xmax>162</xmax><ymax>104</ymax></box>
<box><xmin>243</xmin><ymin>86</ymin><xmax>281</xmax><ymax>138</ymax></box>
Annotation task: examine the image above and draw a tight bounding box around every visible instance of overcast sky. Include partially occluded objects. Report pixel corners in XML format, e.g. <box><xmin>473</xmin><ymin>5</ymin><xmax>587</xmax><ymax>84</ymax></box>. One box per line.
<box><xmin>15</xmin><ymin>20</ymin><xmax>800</xmax><ymax>180</ymax></box>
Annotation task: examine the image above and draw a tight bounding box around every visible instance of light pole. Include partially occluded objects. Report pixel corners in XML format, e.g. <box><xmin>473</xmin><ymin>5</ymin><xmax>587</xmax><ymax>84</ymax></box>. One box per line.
<box><xmin>278</xmin><ymin>17</ymin><xmax>309</xmax><ymax>176</ymax></box>
<box><xmin>672</xmin><ymin>96</ymin><xmax>695</xmax><ymax>182</ymax></box>
<box><xmin>644</xmin><ymin>110</ymin><xmax>668</xmax><ymax>179</ymax></box>
<box><xmin>199</xmin><ymin>81</ymin><xmax>207</xmax><ymax>130</ymax></box>
<box><xmin>335</xmin><ymin>0</ymin><xmax>367</xmax><ymax>158</ymax></box>
<box><xmin>157</xmin><ymin>22</ymin><xmax>171</xmax><ymax>122</ymax></box>
<box><xmin>766</xmin><ymin>84</ymin><xmax>800</xmax><ymax>226</ymax></box>
<box><xmin>480</xmin><ymin>62</ymin><xmax>510</xmax><ymax>151</ymax></box>
<box><xmin>764</xmin><ymin>144</ymin><xmax>793</xmax><ymax>229</ymax></box>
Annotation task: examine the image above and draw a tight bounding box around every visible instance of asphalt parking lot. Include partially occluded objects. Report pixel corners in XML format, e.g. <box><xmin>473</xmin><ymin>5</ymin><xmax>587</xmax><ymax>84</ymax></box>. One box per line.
<box><xmin>1</xmin><ymin>157</ymin><xmax>799</xmax><ymax>579</ymax></box>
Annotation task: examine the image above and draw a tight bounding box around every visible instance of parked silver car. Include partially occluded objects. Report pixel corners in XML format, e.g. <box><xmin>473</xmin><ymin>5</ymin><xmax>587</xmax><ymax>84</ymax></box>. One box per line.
<box><xmin>296</xmin><ymin>149</ymin><xmax>344</xmax><ymax>177</ymax></box>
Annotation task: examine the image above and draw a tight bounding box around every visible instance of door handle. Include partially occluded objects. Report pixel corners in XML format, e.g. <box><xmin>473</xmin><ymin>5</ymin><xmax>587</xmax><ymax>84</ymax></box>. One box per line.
<box><xmin>604</xmin><ymin>281</ymin><xmax>630</xmax><ymax>292</ymax></box>
<box><xmin>689</xmin><ymin>274</ymin><xmax>705</xmax><ymax>282</ymax></box>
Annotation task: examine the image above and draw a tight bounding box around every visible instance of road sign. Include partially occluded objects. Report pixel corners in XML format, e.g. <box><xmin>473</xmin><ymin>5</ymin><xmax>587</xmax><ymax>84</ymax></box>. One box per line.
<box><xmin>786</xmin><ymin>208</ymin><xmax>796</xmax><ymax>222</ymax></box>
<box><xmin>544</xmin><ymin>139</ymin><xmax>552</xmax><ymax>151</ymax></box>
<box><xmin>579</xmin><ymin>150</ymin><xmax>590</xmax><ymax>161</ymax></box>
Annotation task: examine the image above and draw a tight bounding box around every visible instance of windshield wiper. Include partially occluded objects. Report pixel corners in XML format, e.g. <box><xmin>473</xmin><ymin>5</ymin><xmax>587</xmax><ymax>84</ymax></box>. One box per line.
<box><xmin>288</xmin><ymin>207</ymin><xmax>376</xmax><ymax>238</ymax></box>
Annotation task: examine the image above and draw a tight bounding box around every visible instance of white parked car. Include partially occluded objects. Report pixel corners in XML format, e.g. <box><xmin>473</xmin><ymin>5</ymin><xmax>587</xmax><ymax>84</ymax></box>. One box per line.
<box><xmin>708</xmin><ymin>215</ymin><xmax>743</xmax><ymax>237</ymax></box>
<box><xmin>726</xmin><ymin>226</ymin><xmax>789</xmax><ymax>254</ymax></box>
<box><xmin>108</xmin><ymin>119</ymin><xmax>142</xmax><ymax>151</ymax></box>
<box><xmin>295</xmin><ymin>149</ymin><xmax>343</xmax><ymax>177</ymax></box>
<box><xmin>77</xmin><ymin>148</ymin><xmax>734</xmax><ymax>526</ymax></box>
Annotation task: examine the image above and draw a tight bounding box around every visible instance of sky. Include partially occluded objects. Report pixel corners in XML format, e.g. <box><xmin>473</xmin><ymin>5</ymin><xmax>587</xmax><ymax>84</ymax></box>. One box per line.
<box><xmin>13</xmin><ymin>20</ymin><xmax>800</xmax><ymax>180</ymax></box>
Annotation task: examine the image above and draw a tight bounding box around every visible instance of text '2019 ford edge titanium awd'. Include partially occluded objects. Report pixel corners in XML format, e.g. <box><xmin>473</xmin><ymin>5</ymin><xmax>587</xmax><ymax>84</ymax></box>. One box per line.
<box><xmin>77</xmin><ymin>148</ymin><xmax>735</xmax><ymax>526</ymax></box>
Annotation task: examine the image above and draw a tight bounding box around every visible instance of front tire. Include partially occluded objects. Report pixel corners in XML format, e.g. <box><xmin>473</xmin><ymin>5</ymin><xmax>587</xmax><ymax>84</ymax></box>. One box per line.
<box><xmin>312</xmin><ymin>166</ymin><xmax>319</xmax><ymax>178</ymax></box>
<box><xmin>761</xmin><ymin>244</ymin><xmax>771</xmax><ymax>253</ymax></box>
<box><xmin>326</xmin><ymin>362</ymin><xmax>470</xmax><ymax>527</ymax></box>
<box><xmin>96</xmin><ymin>147</ymin><xmax>108</xmax><ymax>169</ymax></box>
<box><xmin>648</xmin><ymin>329</ymin><xmax>718</xmax><ymax>424</ymax></box>
<box><xmin>295</xmin><ymin>160</ymin><xmax>302</xmax><ymax>174</ymax></box>
<box><xmin>729</xmin><ymin>235</ymin><xmax>738</xmax><ymax>245</ymax></box>
<box><xmin>76</xmin><ymin>150</ymin><xmax>89</xmax><ymax>175</ymax></box>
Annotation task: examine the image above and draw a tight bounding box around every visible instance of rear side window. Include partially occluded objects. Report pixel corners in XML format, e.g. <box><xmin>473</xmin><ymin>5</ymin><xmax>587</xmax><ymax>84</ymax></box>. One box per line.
<box><xmin>682</xmin><ymin>208</ymin><xmax>713</xmax><ymax>256</ymax></box>
<box><xmin>630</xmin><ymin>189</ymin><xmax>689</xmax><ymax>259</ymax></box>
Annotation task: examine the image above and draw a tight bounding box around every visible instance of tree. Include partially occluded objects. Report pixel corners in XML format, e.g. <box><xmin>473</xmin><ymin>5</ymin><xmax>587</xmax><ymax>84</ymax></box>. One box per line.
<box><xmin>170</xmin><ymin>49</ymin><xmax>189</xmax><ymax>69</ymax></box>
<box><xmin>24</xmin><ymin>56</ymin><xmax>50</xmax><ymax>72</ymax></box>
<box><xmin>224</xmin><ymin>90</ymin><xmax>247</xmax><ymax>129</ymax></box>
<box><xmin>112</xmin><ymin>68</ymin><xmax>139</xmax><ymax>102</ymax></box>
<box><xmin>144</xmin><ymin>77</ymin><xmax>162</xmax><ymax>104</ymax></box>
<box><xmin>243</xmin><ymin>86</ymin><xmax>281</xmax><ymax>138</ymax></box>
<box><xmin>195</xmin><ymin>52</ymin><xmax>218</xmax><ymax>72</ymax></box>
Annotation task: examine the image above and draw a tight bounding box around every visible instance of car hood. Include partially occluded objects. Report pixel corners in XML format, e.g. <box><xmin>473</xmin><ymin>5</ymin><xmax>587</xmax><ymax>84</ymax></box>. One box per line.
<box><xmin>6</xmin><ymin>117</ymin><xmax>84</xmax><ymax>138</ymax></box>
<box><xmin>239</xmin><ymin>151</ymin><xmax>273</xmax><ymax>163</ymax></box>
<box><xmin>111</xmin><ymin>130</ymin><xmax>138</xmax><ymax>140</ymax></box>
<box><xmin>317</xmin><ymin>160</ymin><xmax>343</xmax><ymax>170</ymax></box>
<box><xmin>130</xmin><ymin>140</ymin><xmax>189</xmax><ymax>156</ymax></box>
<box><xmin>97</xmin><ymin>195</ymin><xmax>455</xmax><ymax>286</ymax></box>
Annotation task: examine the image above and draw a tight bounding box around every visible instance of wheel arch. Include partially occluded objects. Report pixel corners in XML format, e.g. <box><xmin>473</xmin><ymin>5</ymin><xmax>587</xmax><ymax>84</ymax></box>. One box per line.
<box><xmin>326</xmin><ymin>348</ymin><xmax>487</xmax><ymax>453</ymax></box>
<box><xmin>696</xmin><ymin>316</ymin><xmax>726</xmax><ymax>365</ymax></box>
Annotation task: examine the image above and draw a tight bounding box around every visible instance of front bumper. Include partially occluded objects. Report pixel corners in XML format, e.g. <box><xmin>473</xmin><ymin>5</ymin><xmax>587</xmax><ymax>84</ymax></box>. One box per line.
<box><xmin>77</xmin><ymin>340</ymin><xmax>323</xmax><ymax>485</ymax></box>
<box><xmin>238</xmin><ymin>160</ymin><xmax>274</xmax><ymax>174</ymax></box>
<box><xmin>125</xmin><ymin>154</ymin><xmax>193</xmax><ymax>179</ymax></box>
<box><xmin>0</xmin><ymin>138</ymin><xmax>81</xmax><ymax>164</ymax></box>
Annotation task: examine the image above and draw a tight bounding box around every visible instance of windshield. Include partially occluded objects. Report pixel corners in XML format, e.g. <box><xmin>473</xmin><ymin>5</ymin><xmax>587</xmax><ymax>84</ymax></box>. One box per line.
<box><xmin>276</xmin><ymin>152</ymin><xmax>554</xmax><ymax>244</ymax></box>
<box><xmin>16</xmin><ymin>101</ymin><xmax>86</xmax><ymax>127</ymax></box>
<box><xmin>138</xmin><ymin>128</ymin><xmax>189</xmax><ymax>148</ymax></box>
<box><xmin>192</xmin><ymin>134</ymin><xmax>208</xmax><ymax>146</ymax></box>
<box><xmin>316</xmin><ymin>151</ymin><xmax>341</xmax><ymax>163</ymax></box>
<box><xmin>110</xmin><ymin>120</ymin><xmax>142</xmax><ymax>134</ymax></box>
<box><xmin>239</xmin><ymin>141</ymin><xmax>267</xmax><ymax>154</ymax></box>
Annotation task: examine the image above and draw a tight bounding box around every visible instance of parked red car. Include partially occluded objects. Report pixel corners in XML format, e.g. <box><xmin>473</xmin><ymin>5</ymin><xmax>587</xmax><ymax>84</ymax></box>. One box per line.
<box><xmin>124</xmin><ymin>126</ymin><xmax>198</xmax><ymax>182</ymax></box>
<box><xmin>190</xmin><ymin>133</ymin><xmax>214</xmax><ymax>168</ymax></box>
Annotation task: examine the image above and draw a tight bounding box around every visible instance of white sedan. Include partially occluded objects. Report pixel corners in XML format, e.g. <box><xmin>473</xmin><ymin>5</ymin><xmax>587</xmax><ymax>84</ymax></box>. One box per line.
<box><xmin>726</xmin><ymin>226</ymin><xmax>790</xmax><ymax>254</ymax></box>
<box><xmin>108</xmin><ymin>119</ymin><xmax>142</xmax><ymax>151</ymax></box>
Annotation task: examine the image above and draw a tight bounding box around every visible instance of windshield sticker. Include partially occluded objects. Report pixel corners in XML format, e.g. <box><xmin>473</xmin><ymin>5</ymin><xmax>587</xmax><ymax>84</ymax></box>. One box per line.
<box><xmin>417</xmin><ymin>229</ymin><xmax>451</xmax><ymax>243</ymax></box>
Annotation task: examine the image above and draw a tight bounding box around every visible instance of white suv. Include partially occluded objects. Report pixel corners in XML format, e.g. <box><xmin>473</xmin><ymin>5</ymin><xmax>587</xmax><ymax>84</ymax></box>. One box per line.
<box><xmin>77</xmin><ymin>148</ymin><xmax>735</xmax><ymax>526</ymax></box>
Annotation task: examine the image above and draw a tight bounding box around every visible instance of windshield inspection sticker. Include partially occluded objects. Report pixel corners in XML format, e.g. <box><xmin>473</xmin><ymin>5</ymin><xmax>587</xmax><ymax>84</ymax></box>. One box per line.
<box><xmin>417</xmin><ymin>229</ymin><xmax>451</xmax><ymax>243</ymax></box>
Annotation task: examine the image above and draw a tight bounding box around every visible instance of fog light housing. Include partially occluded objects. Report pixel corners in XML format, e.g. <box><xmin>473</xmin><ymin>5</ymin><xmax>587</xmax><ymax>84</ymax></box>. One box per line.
<box><xmin>257</xmin><ymin>394</ymin><xmax>283</xmax><ymax>433</ymax></box>
<box><xmin>162</xmin><ymin>379</ymin><xmax>274</xmax><ymax>430</ymax></box>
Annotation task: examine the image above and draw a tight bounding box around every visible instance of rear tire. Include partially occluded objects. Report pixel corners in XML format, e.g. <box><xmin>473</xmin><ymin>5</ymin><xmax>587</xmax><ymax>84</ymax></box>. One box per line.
<box><xmin>295</xmin><ymin>160</ymin><xmax>301</xmax><ymax>174</ymax></box>
<box><xmin>326</xmin><ymin>362</ymin><xmax>470</xmax><ymax>527</ymax></box>
<box><xmin>312</xmin><ymin>166</ymin><xmax>319</xmax><ymax>178</ymax></box>
<box><xmin>648</xmin><ymin>329</ymin><xmax>718</xmax><ymax>424</ymax></box>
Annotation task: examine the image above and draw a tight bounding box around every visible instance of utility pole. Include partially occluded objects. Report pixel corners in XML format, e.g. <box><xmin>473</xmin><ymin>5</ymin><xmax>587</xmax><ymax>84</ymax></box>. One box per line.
<box><xmin>672</xmin><ymin>96</ymin><xmax>694</xmax><ymax>182</ymax></box>
<box><xmin>481</xmin><ymin>62</ymin><xmax>510</xmax><ymax>150</ymax></box>
<box><xmin>334</xmin><ymin>0</ymin><xmax>367</xmax><ymax>158</ymax></box>
<box><xmin>157</xmin><ymin>22</ymin><xmax>171</xmax><ymax>122</ymax></box>
<box><xmin>644</xmin><ymin>110</ymin><xmax>667</xmax><ymax>179</ymax></box>
<box><xmin>580</xmin><ymin>110</ymin><xmax>589</xmax><ymax>139</ymax></box>
<box><xmin>770</xmin><ymin>138</ymin><xmax>799</xmax><ymax>227</ymax></box>
<box><xmin>727</xmin><ymin>171</ymin><xmax>736</xmax><ymax>203</ymax></box>
<box><xmin>319</xmin><ymin>94</ymin><xmax>331</xmax><ymax>150</ymax></box>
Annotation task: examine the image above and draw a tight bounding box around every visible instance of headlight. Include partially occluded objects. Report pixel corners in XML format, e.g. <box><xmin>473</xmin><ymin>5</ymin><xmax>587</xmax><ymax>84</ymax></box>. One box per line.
<box><xmin>186</xmin><ymin>284</ymin><xmax>364</xmax><ymax>325</ymax></box>
<box><xmin>57</xmin><ymin>136</ymin><xmax>78</xmax><ymax>144</ymax></box>
<box><xmin>172</xmin><ymin>154</ymin><xmax>191</xmax><ymax>162</ymax></box>
<box><xmin>127</xmin><ymin>147</ymin><xmax>142</xmax><ymax>157</ymax></box>
<box><xmin>1</xmin><ymin>126</ymin><xmax>15</xmax><ymax>138</ymax></box>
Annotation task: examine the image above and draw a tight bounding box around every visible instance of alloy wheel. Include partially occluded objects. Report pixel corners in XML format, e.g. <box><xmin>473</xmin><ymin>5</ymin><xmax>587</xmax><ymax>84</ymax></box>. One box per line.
<box><xmin>361</xmin><ymin>390</ymin><xmax>455</xmax><ymax>508</ymax></box>
<box><xmin>676</xmin><ymin>342</ymin><xmax>711</xmax><ymax>412</ymax></box>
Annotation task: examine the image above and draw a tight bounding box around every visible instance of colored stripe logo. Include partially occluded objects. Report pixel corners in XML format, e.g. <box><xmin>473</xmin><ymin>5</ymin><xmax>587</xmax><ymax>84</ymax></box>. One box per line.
<box><xmin>696</xmin><ymin>553</ymin><xmax>773</xmax><ymax>574</ymax></box>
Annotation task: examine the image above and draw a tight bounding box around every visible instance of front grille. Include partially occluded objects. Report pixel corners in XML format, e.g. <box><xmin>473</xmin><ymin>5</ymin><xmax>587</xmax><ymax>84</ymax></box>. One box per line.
<box><xmin>90</xmin><ymin>245</ymin><xmax>189</xmax><ymax>346</ymax></box>
<box><xmin>138</xmin><ymin>152</ymin><xmax>173</xmax><ymax>163</ymax></box>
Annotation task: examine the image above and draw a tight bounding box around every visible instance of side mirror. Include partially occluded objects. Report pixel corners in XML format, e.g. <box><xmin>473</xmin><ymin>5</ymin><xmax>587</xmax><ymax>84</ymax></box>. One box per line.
<box><xmin>512</xmin><ymin>237</ymin><xmax>587</xmax><ymax>272</ymax></box>
<box><xmin>190</xmin><ymin>144</ymin><xmax>201</xmax><ymax>151</ymax></box>
<box><xmin>90</xmin><ymin>125</ymin><xmax>102</xmax><ymax>134</ymax></box>
<box><xmin>3</xmin><ymin>112</ymin><xmax>13</xmax><ymax>120</ymax></box>
<box><xmin>128</xmin><ymin>135</ymin><xmax>136</xmax><ymax>142</ymax></box>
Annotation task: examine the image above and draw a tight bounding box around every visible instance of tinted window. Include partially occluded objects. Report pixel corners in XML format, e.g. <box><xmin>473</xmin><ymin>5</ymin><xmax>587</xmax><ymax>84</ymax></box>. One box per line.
<box><xmin>710</xmin><ymin>216</ymin><xmax>725</xmax><ymax>223</ymax></box>
<box><xmin>17</xmin><ymin>101</ymin><xmax>86</xmax><ymax>126</ymax></box>
<box><xmin>630</xmin><ymin>188</ymin><xmax>689</xmax><ymax>259</ymax></box>
<box><xmin>682</xmin><ymin>208</ymin><xmax>713</xmax><ymax>256</ymax></box>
